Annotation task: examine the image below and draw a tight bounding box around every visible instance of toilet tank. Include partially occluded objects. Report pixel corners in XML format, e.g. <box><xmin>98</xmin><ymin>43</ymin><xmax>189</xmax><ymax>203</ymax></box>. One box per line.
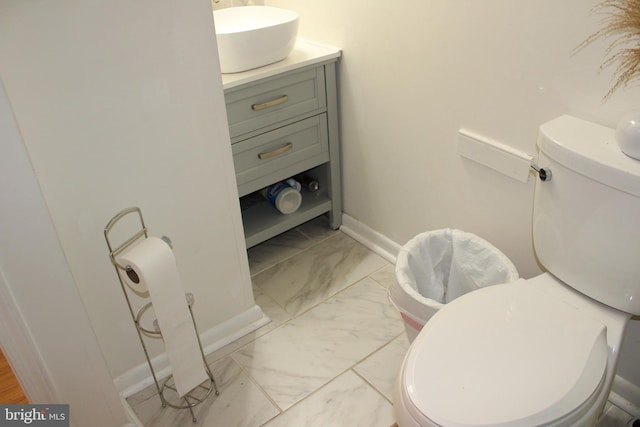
<box><xmin>533</xmin><ymin>115</ymin><xmax>640</xmax><ymax>315</ymax></box>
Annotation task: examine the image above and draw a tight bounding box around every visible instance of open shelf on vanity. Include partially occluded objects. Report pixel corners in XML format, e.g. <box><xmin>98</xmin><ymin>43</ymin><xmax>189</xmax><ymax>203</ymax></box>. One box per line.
<box><xmin>240</xmin><ymin>187</ymin><xmax>332</xmax><ymax>248</ymax></box>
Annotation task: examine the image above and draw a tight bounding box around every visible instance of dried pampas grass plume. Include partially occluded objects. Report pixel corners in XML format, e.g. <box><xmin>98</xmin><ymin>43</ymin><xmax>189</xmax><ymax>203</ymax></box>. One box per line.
<box><xmin>578</xmin><ymin>0</ymin><xmax>640</xmax><ymax>99</ymax></box>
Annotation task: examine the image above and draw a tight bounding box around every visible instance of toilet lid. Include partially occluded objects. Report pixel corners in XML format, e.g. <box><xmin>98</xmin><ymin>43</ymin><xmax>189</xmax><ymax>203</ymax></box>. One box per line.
<box><xmin>404</xmin><ymin>281</ymin><xmax>608</xmax><ymax>427</ymax></box>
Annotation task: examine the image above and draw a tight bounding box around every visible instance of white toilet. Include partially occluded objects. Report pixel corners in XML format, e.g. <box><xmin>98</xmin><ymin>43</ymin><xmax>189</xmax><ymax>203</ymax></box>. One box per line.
<box><xmin>394</xmin><ymin>115</ymin><xmax>640</xmax><ymax>427</ymax></box>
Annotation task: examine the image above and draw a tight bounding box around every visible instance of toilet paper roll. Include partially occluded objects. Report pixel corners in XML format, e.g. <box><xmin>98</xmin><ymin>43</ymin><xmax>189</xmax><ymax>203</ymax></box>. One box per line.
<box><xmin>120</xmin><ymin>261</ymin><xmax>148</xmax><ymax>295</ymax></box>
<box><xmin>119</xmin><ymin>236</ymin><xmax>208</xmax><ymax>397</ymax></box>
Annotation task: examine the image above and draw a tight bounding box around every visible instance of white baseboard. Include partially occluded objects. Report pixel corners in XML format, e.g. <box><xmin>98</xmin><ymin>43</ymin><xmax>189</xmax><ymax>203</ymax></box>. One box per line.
<box><xmin>120</xmin><ymin>395</ymin><xmax>143</xmax><ymax>427</ymax></box>
<box><xmin>340</xmin><ymin>213</ymin><xmax>402</xmax><ymax>264</ymax></box>
<box><xmin>115</xmin><ymin>304</ymin><xmax>269</xmax><ymax>397</ymax></box>
<box><xmin>610</xmin><ymin>374</ymin><xmax>640</xmax><ymax>418</ymax></box>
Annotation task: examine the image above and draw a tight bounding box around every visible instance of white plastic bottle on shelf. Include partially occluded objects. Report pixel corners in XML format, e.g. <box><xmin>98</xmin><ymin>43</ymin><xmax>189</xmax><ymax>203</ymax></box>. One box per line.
<box><xmin>261</xmin><ymin>181</ymin><xmax>302</xmax><ymax>214</ymax></box>
<box><xmin>285</xmin><ymin>178</ymin><xmax>302</xmax><ymax>191</ymax></box>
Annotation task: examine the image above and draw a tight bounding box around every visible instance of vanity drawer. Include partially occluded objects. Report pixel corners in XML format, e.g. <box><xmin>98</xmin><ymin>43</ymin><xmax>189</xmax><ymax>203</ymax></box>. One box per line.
<box><xmin>225</xmin><ymin>67</ymin><xmax>327</xmax><ymax>140</ymax></box>
<box><xmin>233</xmin><ymin>114</ymin><xmax>329</xmax><ymax>195</ymax></box>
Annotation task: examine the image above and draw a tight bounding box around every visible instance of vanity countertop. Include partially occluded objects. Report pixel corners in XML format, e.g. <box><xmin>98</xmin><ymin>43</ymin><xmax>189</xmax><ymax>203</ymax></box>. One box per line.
<box><xmin>220</xmin><ymin>39</ymin><xmax>341</xmax><ymax>90</ymax></box>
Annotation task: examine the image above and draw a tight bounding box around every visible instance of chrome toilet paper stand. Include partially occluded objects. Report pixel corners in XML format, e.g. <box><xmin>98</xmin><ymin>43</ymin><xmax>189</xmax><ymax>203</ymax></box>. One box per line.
<box><xmin>104</xmin><ymin>207</ymin><xmax>219</xmax><ymax>423</ymax></box>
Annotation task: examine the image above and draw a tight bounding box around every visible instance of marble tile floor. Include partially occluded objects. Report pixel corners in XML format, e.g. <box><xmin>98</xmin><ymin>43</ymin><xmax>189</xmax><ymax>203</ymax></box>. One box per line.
<box><xmin>126</xmin><ymin>217</ymin><xmax>637</xmax><ymax>427</ymax></box>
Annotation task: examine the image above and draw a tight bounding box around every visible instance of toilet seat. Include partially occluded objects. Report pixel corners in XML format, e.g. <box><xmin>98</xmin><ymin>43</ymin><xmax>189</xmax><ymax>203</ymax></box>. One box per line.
<box><xmin>402</xmin><ymin>279</ymin><xmax>608</xmax><ymax>427</ymax></box>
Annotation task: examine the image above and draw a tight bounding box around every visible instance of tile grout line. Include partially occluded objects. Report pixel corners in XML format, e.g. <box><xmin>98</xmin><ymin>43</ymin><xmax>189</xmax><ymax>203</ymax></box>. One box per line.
<box><xmin>226</xmin><ymin>353</ymin><xmax>285</xmax><ymax>418</ymax></box>
<box><xmin>255</xmin><ymin>365</ymin><xmax>371</xmax><ymax>427</ymax></box>
<box><xmin>248</xmin><ymin>228</ymin><xmax>313</xmax><ymax>277</ymax></box>
<box><xmin>350</xmin><ymin>367</ymin><xmax>395</xmax><ymax>406</ymax></box>
<box><xmin>276</xmin><ymin>271</ymin><xmax>392</xmax><ymax>321</ymax></box>
<box><xmin>249</xmin><ymin>229</ymin><xmax>342</xmax><ymax>278</ymax></box>
<box><xmin>255</xmin><ymin>256</ymin><xmax>390</xmax><ymax>321</ymax></box>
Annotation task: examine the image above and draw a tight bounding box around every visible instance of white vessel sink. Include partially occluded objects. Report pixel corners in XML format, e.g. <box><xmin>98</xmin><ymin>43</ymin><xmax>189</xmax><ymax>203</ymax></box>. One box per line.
<box><xmin>213</xmin><ymin>6</ymin><xmax>299</xmax><ymax>74</ymax></box>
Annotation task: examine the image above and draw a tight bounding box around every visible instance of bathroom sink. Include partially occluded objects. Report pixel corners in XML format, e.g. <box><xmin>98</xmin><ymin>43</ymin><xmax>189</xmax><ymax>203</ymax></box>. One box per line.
<box><xmin>213</xmin><ymin>6</ymin><xmax>299</xmax><ymax>73</ymax></box>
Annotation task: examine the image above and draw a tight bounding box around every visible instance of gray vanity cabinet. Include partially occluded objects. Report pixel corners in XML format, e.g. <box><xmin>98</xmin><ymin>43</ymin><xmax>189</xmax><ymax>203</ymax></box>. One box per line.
<box><xmin>224</xmin><ymin>59</ymin><xmax>341</xmax><ymax>248</ymax></box>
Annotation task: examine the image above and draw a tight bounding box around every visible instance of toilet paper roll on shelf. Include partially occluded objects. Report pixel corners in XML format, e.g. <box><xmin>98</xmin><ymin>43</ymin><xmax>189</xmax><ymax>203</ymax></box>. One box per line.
<box><xmin>119</xmin><ymin>236</ymin><xmax>208</xmax><ymax>397</ymax></box>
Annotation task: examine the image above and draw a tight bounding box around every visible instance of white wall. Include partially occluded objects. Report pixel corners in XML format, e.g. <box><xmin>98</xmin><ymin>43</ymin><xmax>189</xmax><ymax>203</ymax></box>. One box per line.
<box><xmin>0</xmin><ymin>82</ymin><xmax>131</xmax><ymax>427</ymax></box>
<box><xmin>267</xmin><ymin>0</ymin><xmax>640</xmax><ymax>405</ymax></box>
<box><xmin>0</xmin><ymin>0</ymin><xmax>258</xmax><ymax>386</ymax></box>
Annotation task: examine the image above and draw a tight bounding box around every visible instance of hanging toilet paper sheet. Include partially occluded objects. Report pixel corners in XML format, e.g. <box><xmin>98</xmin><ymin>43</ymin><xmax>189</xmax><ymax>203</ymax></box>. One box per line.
<box><xmin>119</xmin><ymin>236</ymin><xmax>207</xmax><ymax>397</ymax></box>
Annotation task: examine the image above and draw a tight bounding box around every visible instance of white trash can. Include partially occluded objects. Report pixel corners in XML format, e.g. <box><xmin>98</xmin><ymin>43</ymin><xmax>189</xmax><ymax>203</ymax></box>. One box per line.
<box><xmin>390</xmin><ymin>229</ymin><xmax>519</xmax><ymax>342</ymax></box>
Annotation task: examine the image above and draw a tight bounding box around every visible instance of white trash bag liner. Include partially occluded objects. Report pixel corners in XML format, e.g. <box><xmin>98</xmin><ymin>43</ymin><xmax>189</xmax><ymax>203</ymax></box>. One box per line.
<box><xmin>390</xmin><ymin>229</ymin><xmax>519</xmax><ymax>341</ymax></box>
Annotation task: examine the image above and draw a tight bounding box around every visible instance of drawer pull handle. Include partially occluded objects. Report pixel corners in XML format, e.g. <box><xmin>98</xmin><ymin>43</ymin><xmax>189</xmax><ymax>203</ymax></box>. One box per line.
<box><xmin>252</xmin><ymin>95</ymin><xmax>289</xmax><ymax>111</ymax></box>
<box><xmin>258</xmin><ymin>142</ymin><xmax>293</xmax><ymax>160</ymax></box>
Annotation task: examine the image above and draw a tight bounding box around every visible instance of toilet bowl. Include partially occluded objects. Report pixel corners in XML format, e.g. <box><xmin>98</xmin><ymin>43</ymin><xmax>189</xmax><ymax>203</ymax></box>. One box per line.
<box><xmin>394</xmin><ymin>274</ymin><xmax>629</xmax><ymax>427</ymax></box>
<box><xmin>394</xmin><ymin>115</ymin><xmax>640</xmax><ymax>427</ymax></box>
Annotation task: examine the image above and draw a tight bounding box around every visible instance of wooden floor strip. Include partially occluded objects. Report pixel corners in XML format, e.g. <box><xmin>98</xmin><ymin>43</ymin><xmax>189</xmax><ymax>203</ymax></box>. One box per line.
<box><xmin>0</xmin><ymin>346</ymin><xmax>28</xmax><ymax>404</ymax></box>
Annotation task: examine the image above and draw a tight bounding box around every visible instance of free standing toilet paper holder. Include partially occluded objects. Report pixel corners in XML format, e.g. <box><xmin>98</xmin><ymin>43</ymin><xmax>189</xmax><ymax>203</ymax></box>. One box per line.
<box><xmin>104</xmin><ymin>206</ymin><xmax>219</xmax><ymax>423</ymax></box>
